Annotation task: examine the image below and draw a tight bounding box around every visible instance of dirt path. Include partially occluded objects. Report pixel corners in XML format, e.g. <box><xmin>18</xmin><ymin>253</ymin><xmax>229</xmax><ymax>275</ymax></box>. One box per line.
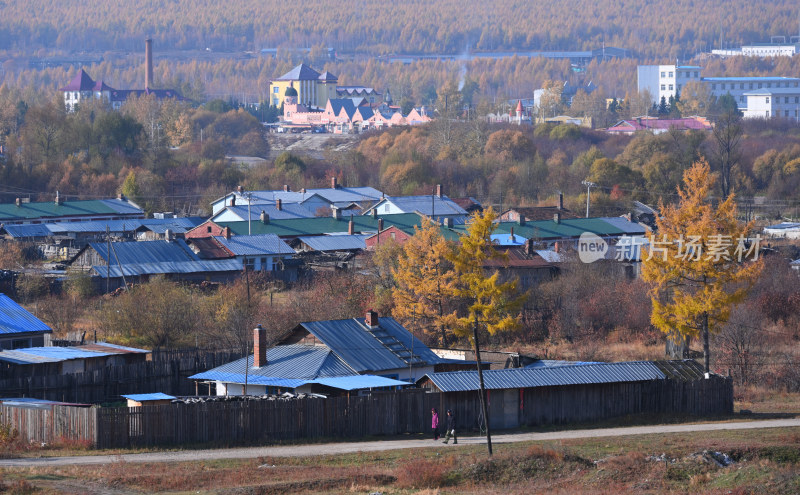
<box><xmin>2</xmin><ymin>418</ymin><xmax>798</xmax><ymax>468</ymax></box>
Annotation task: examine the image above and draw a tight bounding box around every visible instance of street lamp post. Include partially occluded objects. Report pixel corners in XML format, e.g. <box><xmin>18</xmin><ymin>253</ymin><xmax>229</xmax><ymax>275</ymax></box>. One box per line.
<box><xmin>581</xmin><ymin>181</ymin><xmax>597</xmax><ymax>218</ymax></box>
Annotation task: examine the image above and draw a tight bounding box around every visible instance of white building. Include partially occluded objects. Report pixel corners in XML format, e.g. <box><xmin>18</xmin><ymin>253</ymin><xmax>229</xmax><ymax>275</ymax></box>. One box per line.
<box><xmin>712</xmin><ymin>42</ymin><xmax>800</xmax><ymax>58</ymax></box>
<box><xmin>637</xmin><ymin>64</ymin><xmax>800</xmax><ymax>112</ymax></box>
<box><xmin>637</xmin><ymin>65</ymin><xmax>702</xmax><ymax>103</ymax></box>
<box><xmin>742</xmin><ymin>88</ymin><xmax>800</xmax><ymax>120</ymax></box>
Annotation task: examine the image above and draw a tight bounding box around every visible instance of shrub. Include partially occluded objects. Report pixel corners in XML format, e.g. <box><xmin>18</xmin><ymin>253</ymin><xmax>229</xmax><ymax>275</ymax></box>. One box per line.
<box><xmin>394</xmin><ymin>458</ymin><xmax>449</xmax><ymax>489</ymax></box>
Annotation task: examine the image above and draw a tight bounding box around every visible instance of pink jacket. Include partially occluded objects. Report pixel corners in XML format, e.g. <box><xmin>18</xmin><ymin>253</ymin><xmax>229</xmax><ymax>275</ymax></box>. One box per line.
<box><xmin>431</xmin><ymin>412</ymin><xmax>439</xmax><ymax>429</ymax></box>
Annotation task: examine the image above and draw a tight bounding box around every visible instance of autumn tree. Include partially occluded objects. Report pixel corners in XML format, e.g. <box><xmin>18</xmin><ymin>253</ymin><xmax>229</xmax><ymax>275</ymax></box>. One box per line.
<box><xmin>445</xmin><ymin>207</ymin><xmax>525</xmax><ymax>456</ymax></box>
<box><xmin>392</xmin><ymin>216</ymin><xmax>456</xmax><ymax>346</ymax></box>
<box><xmin>711</xmin><ymin>109</ymin><xmax>743</xmax><ymax>198</ymax></box>
<box><xmin>641</xmin><ymin>159</ymin><xmax>762</xmax><ymax>375</ymax></box>
<box><xmin>677</xmin><ymin>81</ymin><xmax>713</xmax><ymax>117</ymax></box>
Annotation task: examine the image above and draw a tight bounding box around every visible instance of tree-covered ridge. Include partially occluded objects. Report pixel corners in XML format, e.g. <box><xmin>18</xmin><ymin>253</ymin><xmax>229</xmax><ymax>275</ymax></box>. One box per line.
<box><xmin>1</xmin><ymin>0</ymin><xmax>799</xmax><ymax>57</ymax></box>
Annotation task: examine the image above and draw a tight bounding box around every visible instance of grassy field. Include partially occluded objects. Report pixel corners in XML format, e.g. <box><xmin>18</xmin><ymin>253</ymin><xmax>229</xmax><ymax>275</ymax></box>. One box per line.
<box><xmin>1</xmin><ymin>426</ymin><xmax>798</xmax><ymax>494</ymax></box>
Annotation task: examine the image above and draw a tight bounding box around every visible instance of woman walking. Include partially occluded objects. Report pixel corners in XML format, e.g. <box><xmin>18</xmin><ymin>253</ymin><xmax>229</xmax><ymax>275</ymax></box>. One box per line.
<box><xmin>431</xmin><ymin>408</ymin><xmax>440</xmax><ymax>440</ymax></box>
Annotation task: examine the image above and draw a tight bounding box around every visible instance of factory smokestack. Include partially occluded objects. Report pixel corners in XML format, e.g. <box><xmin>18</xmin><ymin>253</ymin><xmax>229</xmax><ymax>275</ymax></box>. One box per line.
<box><xmin>145</xmin><ymin>38</ymin><xmax>154</xmax><ymax>91</ymax></box>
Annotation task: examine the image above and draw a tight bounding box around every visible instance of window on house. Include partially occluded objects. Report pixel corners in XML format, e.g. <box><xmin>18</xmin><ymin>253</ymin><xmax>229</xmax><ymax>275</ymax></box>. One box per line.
<box><xmin>661</xmin><ymin>71</ymin><xmax>666</xmax><ymax>78</ymax></box>
<box><xmin>766</xmin><ymin>97</ymin><xmax>770</xmax><ymax>103</ymax></box>
<box><xmin>749</xmin><ymin>83</ymin><xmax>754</xmax><ymax>89</ymax></box>
<box><xmin>668</xmin><ymin>72</ymin><xmax>673</xmax><ymax>77</ymax></box>
<box><xmin>273</xmin><ymin>87</ymin><xmax>279</xmax><ymax>93</ymax></box>
<box><xmin>739</xmin><ymin>96</ymin><xmax>745</xmax><ymax>103</ymax></box>
<box><xmin>712</xmin><ymin>83</ymin><xmax>717</xmax><ymax>90</ymax></box>
<box><xmin>766</xmin><ymin>83</ymin><xmax>772</xmax><ymax>88</ymax></box>
<box><xmin>740</xmin><ymin>83</ymin><xmax>744</xmax><ymax>89</ymax></box>
<box><xmin>207</xmin><ymin>226</ymin><xmax>212</xmax><ymax>233</ymax></box>
<box><xmin>694</xmin><ymin>71</ymin><xmax>699</xmax><ymax>78</ymax></box>
<box><xmin>668</xmin><ymin>84</ymin><xmax>673</xmax><ymax>90</ymax></box>
<box><xmin>245</xmin><ymin>258</ymin><xmax>255</xmax><ymax>271</ymax></box>
<box><xmin>795</xmin><ymin>97</ymin><xmax>799</xmax><ymax>103</ymax></box>
<box><xmin>721</xmin><ymin>83</ymin><xmax>726</xmax><ymax>90</ymax></box>
<box><xmin>660</xmin><ymin>84</ymin><xmax>666</xmax><ymax>91</ymax></box>
<box><xmin>786</xmin><ymin>97</ymin><xmax>790</xmax><ymax>104</ymax></box>
<box><xmin>758</xmin><ymin>83</ymin><xmax>762</xmax><ymax>89</ymax></box>
<box><xmin>785</xmin><ymin>110</ymin><xmax>790</xmax><ymax>117</ymax></box>
<box><xmin>260</xmin><ymin>257</ymin><xmax>267</xmax><ymax>270</ymax></box>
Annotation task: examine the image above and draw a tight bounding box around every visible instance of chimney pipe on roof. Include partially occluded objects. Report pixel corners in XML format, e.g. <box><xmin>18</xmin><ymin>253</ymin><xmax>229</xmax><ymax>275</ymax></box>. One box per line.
<box><xmin>223</xmin><ymin>227</ymin><xmax>231</xmax><ymax>239</ymax></box>
<box><xmin>554</xmin><ymin>212</ymin><xmax>561</xmax><ymax>224</ymax></box>
<box><xmin>436</xmin><ymin>184</ymin><xmax>443</xmax><ymax>198</ymax></box>
<box><xmin>55</xmin><ymin>191</ymin><xmax>62</xmax><ymax>205</ymax></box>
<box><xmin>230</xmin><ymin>195</ymin><xmax>236</xmax><ymax>207</ymax></box>
<box><xmin>365</xmin><ymin>310</ymin><xmax>379</xmax><ymax>327</ymax></box>
<box><xmin>377</xmin><ymin>218</ymin><xmax>384</xmax><ymax>231</ymax></box>
<box><xmin>558</xmin><ymin>191</ymin><xmax>564</xmax><ymax>210</ymax></box>
<box><xmin>348</xmin><ymin>219</ymin><xmax>354</xmax><ymax>235</ymax></box>
<box><xmin>519</xmin><ymin>214</ymin><xmax>526</xmax><ymax>226</ymax></box>
<box><xmin>332</xmin><ymin>206</ymin><xmax>341</xmax><ymax>220</ymax></box>
<box><xmin>331</xmin><ymin>177</ymin><xmax>338</xmax><ymax>189</ymax></box>
<box><xmin>276</xmin><ymin>199</ymin><xmax>282</xmax><ymax>211</ymax></box>
<box><xmin>444</xmin><ymin>217</ymin><xmax>453</xmax><ymax>228</ymax></box>
<box><xmin>253</xmin><ymin>324</ymin><xmax>267</xmax><ymax>368</ymax></box>
<box><xmin>510</xmin><ymin>226</ymin><xmax>515</xmax><ymax>240</ymax></box>
<box><xmin>371</xmin><ymin>208</ymin><xmax>377</xmax><ymax>218</ymax></box>
<box><xmin>525</xmin><ymin>238</ymin><xmax>533</xmax><ymax>255</ymax></box>
<box><xmin>15</xmin><ymin>198</ymin><xmax>20</xmax><ymax>207</ymax></box>
<box><xmin>145</xmin><ymin>38</ymin><xmax>154</xmax><ymax>91</ymax></box>
<box><xmin>283</xmin><ymin>184</ymin><xmax>290</xmax><ymax>192</ymax></box>
<box><xmin>237</xmin><ymin>185</ymin><xmax>244</xmax><ymax>194</ymax></box>
<box><xmin>260</xmin><ymin>210</ymin><xmax>269</xmax><ymax>224</ymax></box>
<box><xmin>554</xmin><ymin>241</ymin><xmax>560</xmax><ymax>253</ymax></box>
<box><xmin>164</xmin><ymin>229</ymin><xmax>173</xmax><ymax>242</ymax></box>
<box><xmin>300</xmin><ymin>188</ymin><xmax>306</xmax><ymax>194</ymax></box>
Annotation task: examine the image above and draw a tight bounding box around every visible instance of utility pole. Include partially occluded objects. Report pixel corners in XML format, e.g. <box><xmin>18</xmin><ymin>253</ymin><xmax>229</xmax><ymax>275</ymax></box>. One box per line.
<box><xmin>472</xmin><ymin>317</ymin><xmax>492</xmax><ymax>456</ymax></box>
<box><xmin>581</xmin><ymin>181</ymin><xmax>597</xmax><ymax>218</ymax></box>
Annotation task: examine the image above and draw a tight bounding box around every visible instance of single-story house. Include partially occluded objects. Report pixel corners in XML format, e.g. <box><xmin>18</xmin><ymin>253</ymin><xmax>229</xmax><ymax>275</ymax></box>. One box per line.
<box><xmin>0</xmin><ymin>342</ymin><xmax>150</xmax><ymax>378</ymax></box>
<box><xmin>0</xmin><ymin>293</ymin><xmax>52</xmax><ymax>350</ymax></box>
<box><xmin>763</xmin><ymin>222</ymin><xmax>800</xmax><ymax>239</ymax></box>
<box><xmin>191</xmin><ymin>311</ymin><xmax>473</xmax><ymax>396</ymax></box>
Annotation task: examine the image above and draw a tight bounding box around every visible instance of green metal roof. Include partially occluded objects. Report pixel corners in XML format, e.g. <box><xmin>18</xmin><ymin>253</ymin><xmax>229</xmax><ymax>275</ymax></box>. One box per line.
<box><xmin>0</xmin><ymin>199</ymin><xmax>143</xmax><ymax>222</ymax></box>
<box><xmin>451</xmin><ymin>218</ymin><xmax>636</xmax><ymax>241</ymax></box>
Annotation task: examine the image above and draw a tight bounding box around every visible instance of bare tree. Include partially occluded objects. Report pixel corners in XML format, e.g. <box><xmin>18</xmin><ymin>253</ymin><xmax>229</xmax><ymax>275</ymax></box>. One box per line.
<box><xmin>711</xmin><ymin>110</ymin><xmax>743</xmax><ymax>198</ymax></box>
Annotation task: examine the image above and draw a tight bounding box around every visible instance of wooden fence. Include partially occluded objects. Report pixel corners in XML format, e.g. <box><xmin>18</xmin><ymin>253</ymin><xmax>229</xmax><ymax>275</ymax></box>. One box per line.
<box><xmin>1</xmin><ymin>377</ymin><xmax>733</xmax><ymax>449</ymax></box>
<box><xmin>0</xmin><ymin>350</ymin><xmax>243</xmax><ymax>404</ymax></box>
<box><xmin>0</xmin><ymin>405</ymin><xmax>97</xmax><ymax>446</ymax></box>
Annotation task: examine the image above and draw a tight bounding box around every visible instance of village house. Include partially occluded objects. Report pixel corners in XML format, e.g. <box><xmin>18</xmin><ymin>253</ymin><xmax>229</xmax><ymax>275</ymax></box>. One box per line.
<box><xmin>362</xmin><ymin>185</ymin><xmax>468</xmax><ymax>222</ymax></box>
<box><xmin>0</xmin><ymin>195</ymin><xmax>143</xmax><ymax>226</ymax></box>
<box><xmin>0</xmin><ymin>294</ymin><xmax>52</xmax><ymax>350</ymax></box>
<box><xmin>0</xmin><ymin>342</ymin><xmax>150</xmax><ymax>378</ymax></box>
<box><xmin>191</xmin><ymin>312</ymin><xmax>472</xmax><ymax>396</ymax></box>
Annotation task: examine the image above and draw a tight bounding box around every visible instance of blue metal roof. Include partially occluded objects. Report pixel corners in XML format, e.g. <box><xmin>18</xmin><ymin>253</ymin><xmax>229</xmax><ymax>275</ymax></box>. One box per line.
<box><xmin>309</xmin><ymin>375</ymin><xmax>410</xmax><ymax>390</ymax></box>
<box><xmin>89</xmin><ymin>238</ymin><xmax>199</xmax><ymax>264</ymax></box>
<box><xmin>0</xmin><ymin>346</ymin><xmax>112</xmax><ymax>365</ymax></box>
<box><xmin>0</xmin><ymin>294</ymin><xmax>52</xmax><ymax>335</ymax></box>
<box><xmin>421</xmin><ymin>361</ymin><xmax>667</xmax><ymax>392</ymax></box>
<box><xmin>525</xmin><ymin>360</ymin><xmax>601</xmax><ymax>368</ymax></box>
<box><xmin>490</xmin><ymin>233</ymin><xmax>527</xmax><ymax>246</ymax></box>
<box><xmin>298</xmin><ymin>234</ymin><xmax>369</xmax><ymax>252</ymax></box>
<box><xmin>213</xmin><ymin>204</ymin><xmax>318</xmax><ymax>221</ymax></box>
<box><xmin>213</xmin><ymin>234</ymin><xmax>295</xmax><ymax>256</ymax></box>
<box><xmin>374</xmin><ymin>196</ymin><xmax>468</xmax><ymax>216</ymax></box>
<box><xmin>299</xmin><ymin>317</ymin><xmax>444</xmax><ymax>373</ymax></box>
<box><xmin>193</xmin><ymin>345</ymin><xmax>357</xmax><ymax>381</ymax></box>
<box><xmin>703</xmin><ymin>76</ymin><xmax>800</xmax><ymax>82</ymax></box>
<box><xmin>765</xmin><ymin>222</ymin><xmax>800</xmax><ymax>230</ymax></box>
<box><xmin>122</xmin><ymin>393</ymin><xmax>176</xmax><ymax>401</ymax></box>
<box><xmin>92</xmin><ymin>259</ymin><xmax>242</xmax><ymax>278</ymax></box>
<box><xmin>2</xmin><ymin>224</ymin><xmax>54</xmax><ymax>238</ymax></box>
<box><xmin>189</xmin><ymin>371</ymin><xmax>308</xmax><ymax>389</ymax></box>
<box><xmin>598</xmin><ymin>217</ymin><xmax>648</xmax><ymax>234</ymax></box>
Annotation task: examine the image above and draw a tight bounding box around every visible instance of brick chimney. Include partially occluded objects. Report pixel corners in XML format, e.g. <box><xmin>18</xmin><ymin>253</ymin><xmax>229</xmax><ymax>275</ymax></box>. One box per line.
<box><xmin>377</xmin><ymin>218</ymin><xmax>384</xmax><ymax>231</ymax></box>
<box><xmin>276</xmin><ymin>199</ymin><xmax>282</xmax><ymax>211</ymax></box>
<box><xmin>283</xmin><ymin>184</ymin><xmax>290</xmax><ymax>192</ymax></box>
<box><xmin>223</xmin><ymin>226</ymin><xmax>231</xmax><ymax>239</ymax></box>
<box><xmin>15</xmin><ymin>198</ymin><xmax>20</xmax><ymax>207</ymax></box>
<box><xmin>510</xmin><ymin>226</ymin><xmax>515</xmax><ymax>240</ymax></box>
<box><xmin>260</xmin><ymin>210</ymin><xmax>269</xmax><ymax>224</ymax></box>
<box><xmin>525</xmin><ymin>238</ymin><xmax>534</xmax><ymax>255</ymax></box>
<box><xmin>365</xmin><ymin>310</ymin><xmax>379</xmax><ymax>327</ymax></box>
<box><xmin>436</xmin><ymin>184</ymin><xmax>443</xmax><ymax>198</ymax></box>
<box><xmin>331</xmin><ymin>177</ymin><xmax>338</xmax><ymax>189</ymax></box>
<box><xmin>519</xmin><ymin>214</ymin><xmax>526</xmax><ymax>226</ymax></box>
<box><xmin>554</xmin><ymin>212</ymin><xmax>561</xmax><ymax>224</ymax></box>
<box><xmin>558</xmin><ymin>191</ymin><xmax>564</xmax><ymax>210</ymax></box>
<box><xmin>554</xmin><ymin>241</ymin><xmax>560</xmax><ymax>253</ymax></box>
<box><xmin>371</xmin><ymin>208</ymin><xmax>377</xmax><ymax>218</ymax></box>
<box><xmin>145</xmin><ymin>38</ymin><xmax>154</xmax><ymax>91</ymax></box>
<box><xmin>332</xmin><ymin>206</ymin><xmax>341</xmax><ymax>220</ymax></box>
<box><xmin>348</xmin><ymin>219</ymin><xmax>354</xmax><ymax>235</ymax></box>
<box><xmin>230</xmin><ymin>195</ymin><xmax>236</xmax><ymax>207</ymax></box>
<box><xmin>253</xmin><ymin>324</ymin><xmax>267</xmax><ymax>368</ymax></box>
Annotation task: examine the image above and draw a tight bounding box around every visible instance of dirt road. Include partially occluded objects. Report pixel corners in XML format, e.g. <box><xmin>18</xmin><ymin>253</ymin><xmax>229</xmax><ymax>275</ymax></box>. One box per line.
<box><xmin>2</xmin><ymin>418</ymin><xmax>798</xmax><ymax>467</ymax></box>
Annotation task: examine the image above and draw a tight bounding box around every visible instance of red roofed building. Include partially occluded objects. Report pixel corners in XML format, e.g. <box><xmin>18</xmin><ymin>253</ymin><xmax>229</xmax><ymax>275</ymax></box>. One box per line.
<box><xmin>604</xmin><ymin>116</ymin><xmax>713</xmax><ymax>135</ymax></box>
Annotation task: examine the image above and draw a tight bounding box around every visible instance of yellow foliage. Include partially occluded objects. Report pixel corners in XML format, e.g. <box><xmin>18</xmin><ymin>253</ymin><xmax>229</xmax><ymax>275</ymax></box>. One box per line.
<box><xmin>641</xmin><ymin>159</ymin><xmax>762</xmax><ymax>346</ymax></box>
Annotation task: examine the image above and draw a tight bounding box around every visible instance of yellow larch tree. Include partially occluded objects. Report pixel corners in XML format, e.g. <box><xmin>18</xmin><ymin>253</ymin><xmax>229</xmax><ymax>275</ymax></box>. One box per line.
<box><xmin>391</xmin><ymin>216</ymin><xmax>457</xmax><ymax>347</ymax></box>
<box><xmin>641</xmin><ymin>159</ymin><xmax>762</xmax><ymax>375</ymax></box>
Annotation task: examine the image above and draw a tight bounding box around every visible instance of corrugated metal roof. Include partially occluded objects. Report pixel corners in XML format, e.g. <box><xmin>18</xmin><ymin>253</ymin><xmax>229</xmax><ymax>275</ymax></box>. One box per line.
<box><xmin>0</xmin><ymin>199</ymin><xmax>143</xmax><ymax>222</ymax></box>
<box><xmin>213</xmin><ymin>204</ymin><xmax>318</xmax><ymax>221</ymax></box>
<box><xmin>189</xmin><ymin>371</ymin><xmax>307</xmax><ymax>389</ymax></box>
<box><xmin>310</xmin><ymin>375</ymin><xmax>410</xmax><ymax>390</ymax></box>
<box><xmin>2</xmin><ymin>224</ymin><xmax>54</xmax><ymax>238</ymax></box>
<box><xmin>122</xmin><ymin>393</ymin><xmax>176</xmax><ymax>401</ymax></box>
<box><xmin>194</xmin><ymin>345</ymin><xmax>357</xmax><ymax>381</ymax></box>
<box><xmin>77</xmin><ymin>342</ymin><xmax>150</xmax><ymax>354</ymax></box>
<box><xmin>0</xmin><ymin>346</ymin><xmax>112</xmax><ymax>365</ymax></box>
<box><xmin>0</xmin><ymin>294</ymin><xmax>52</xmax><ymax>335</ymax></box>
<box><xmin>375</xmin><ymin>196</ymin><xmax>468</xmax><ymax>216</ymax></box>
<box><xmin>89</xmin><ymin>238</ymin><xmax>199</xmax><ymax>265</ymax></box>
<box><xmin>213</xmin><ymin>234</ymin><xmax>295</xmax><ymax>256</ymax></box>
<box><xmin>490</xmin><ymin>233</ymin><xmax>527</xmax><ymax>246</ymax></box>
<box><xmin>218</xmin><ymin>213</ymin><xmax>426</xmax><ymax>237</ymax></box>
<box><xmin>598</xmin><ymin>217</ymin><xmax>648</xmax><ymax>234</ymax></box>
<box><xmin>300</xmin><ymin>317</ymin><xmax>443</xmax><ymax>373</ymax></box>
<box><xmin>525</xmin><ymin>360</ymin><xmax>601</xmax><ymax>368</ymax></box>
<box><xmin>298</xmin><ymin>234</ymin><xmax>369</xmax><ymax>252</ymax></box>
<box><xmin>92</xmin><ymin>259</ymin><xmax>241</xmax><ymax>278</ymax></box>
<box><xmin>421</xmin><ymin>361</ymin><xmax>668</xmax><ymax>392</ymax></box>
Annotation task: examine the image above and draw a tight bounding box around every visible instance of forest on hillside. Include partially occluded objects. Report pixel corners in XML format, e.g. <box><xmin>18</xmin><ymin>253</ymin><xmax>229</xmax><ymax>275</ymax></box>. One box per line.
<box><xmin>1</xmin><ymin>0</ymin><xmax>799</xmax><ymax>58</ymax></box>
